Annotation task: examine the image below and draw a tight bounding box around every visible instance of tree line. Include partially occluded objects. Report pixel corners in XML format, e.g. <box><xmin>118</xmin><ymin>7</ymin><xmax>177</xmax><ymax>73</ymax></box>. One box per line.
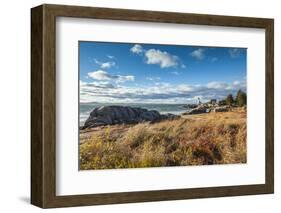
<box><xmin>219</xmin><ymin>90</ymin><xmax>247</xmax><ymax>107</ymax></box>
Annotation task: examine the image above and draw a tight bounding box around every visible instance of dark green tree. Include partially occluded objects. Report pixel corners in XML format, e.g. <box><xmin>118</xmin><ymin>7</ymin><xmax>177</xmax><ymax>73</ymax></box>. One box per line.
<box><xmin>235</xmin><ymin>90</ymin><xmax>247</xmax><ymax>106</ymax></box>
<box><xmin>225</xmin><ymin>94</ymin><xmax>234</xmax><ymax>106</ymax></box>
<box><xmin>218</xmin><ymin>99</ymin><xmax>226</xmax><ymax>106</ymax></box>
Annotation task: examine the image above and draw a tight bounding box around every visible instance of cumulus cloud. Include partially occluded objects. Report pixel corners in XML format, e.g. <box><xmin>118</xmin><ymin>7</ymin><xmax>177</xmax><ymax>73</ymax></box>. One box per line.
<box><xmin>130</xmin><ymin>44</ymin><xmax>143</xmax><ymax>54</ymax></box>
<box><xmin>145</xmin><ymin>49</ymin><xmax>179</xmax><ymax>68</ymax></box>
<box><xmin>190</xmin><ymin>48</ymin><xmax>205</xmax><ymax>60</ymax></box>
<box><xmin>88</xmin><ymin>70</ymin><xmax>135</xmax><ymax>83</ymax></box>
<box><xmin>130</xmin><ymin>44</ymin><xmax>181</xmax><ymax>68</ymax></box>
<box><xmin>88</xmin><ymin>70</ymin><xmax>111</xmax><ymax>81</ymax></box>
<box><xmin>100</xmin><ymin>61</ymin><xmax>115</xmax><ymax>69</ymax></box>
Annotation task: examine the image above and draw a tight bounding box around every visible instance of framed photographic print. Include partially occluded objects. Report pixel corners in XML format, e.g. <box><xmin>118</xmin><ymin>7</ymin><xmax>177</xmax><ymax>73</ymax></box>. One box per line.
<box><xmin>31</xmin><ymin>4</ymin><xmax>274</xmax><ymax>208</ymax></box>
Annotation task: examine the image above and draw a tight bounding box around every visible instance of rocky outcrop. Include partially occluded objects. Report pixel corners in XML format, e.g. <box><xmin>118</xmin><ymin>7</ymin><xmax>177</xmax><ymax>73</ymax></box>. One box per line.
<box><xmin>82</xmin><ymin>105</ymin><xmax>180</xmax><ymax>129</ymax></box>
<box><xmin>183</xmin><ymin>103</ymin><xmax>198</xmax><ymax>109</ymax></box>
<box><xmin>183</xmin><ymin>106</ymin><xmax>208</xmax><ymax>115</ymax></box>
<box><xmin>182</xmin><ymin>104</ymin><xmax>231</xmax><ymax>115</ymax></box>
<box><xmin>212</xmin><ymin>106</ymin><xmax>230</xmax><ymax>112</ymax></box>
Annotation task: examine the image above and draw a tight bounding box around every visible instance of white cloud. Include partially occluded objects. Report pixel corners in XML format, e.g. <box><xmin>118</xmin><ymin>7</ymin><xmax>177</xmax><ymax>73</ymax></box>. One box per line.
<box><xmin>80</xmin><ymin>79</ymin><xmax>246</xmax><ymax>104</ymax></box>
<box><xmin>154</xmin><ymin>82</ymin><xmax>171</xmax><ymax>87</ymax></box>
<box><xmin>130</xmin><ymin>44</ymin><xmax>143</xmax><ymax>54</ymax></box>
<box><xmin>88</xmin><ymin>70</ymin><xmax>134</xmax><ymax>83</ymax></box>
<box><xmin>88</xmin><ymin>70</ymin><xmax>111</xmax><ymax>81</ymax></box>
<box><xmin>233</xmin><ymin>80</ymin><xmax>241</xmax><ymax>86</ymax></box>
<box><xmin>207</xmin><ymin>80</ymin><xmax>246</xmax><ymax>91</ymax></box>
<box><xmin>130</xmin><ymin>44</ymin><xmax>181</xmax><ymax>68</ymax></box>
<box><xmin>116</xmin><ymin>75</ymin><xmax>135</xmax><ymax>83</ymax></box>
<box><xmin>146</xmin><ymin>77</ymin><xmax>161</xmax><ymax>81</ymax></box>
<box><xmin>107</xmin><ymin>55</ymin><xmax>115</xmax><ymax>59</ymax></box>
<box><xmin>94</xmin><ymin>59</ymin><xmax>116</xmax><ymax>69</ymax></box>
<box><xmin>190</xmin><ymin>48</ymin><xmax>205</xmax><ymax>60</ymax></box>
<box><xmin>85</xmin><ymin>81</ymin><xmax>115</xmax><ymax>89</ymax></box>
<box><xmin>145</xmin><ymin>49</ymin><xmax>178</xmax><ymax>68</ymax></box>
<box><xmin>207</xmin><ymin>81</ymin><xmax>229</xmax><ymax>89</ymax></box>
<box><xmin>229</xmin><ymin>48</ymin><xmax>241</xmax><ymax>58</ymax></box>
<box><xmin>100</xmin><ymin>61</ymin><xmax>115</xmax><ymax>69</ymax></box>
<box><xmin>79</xmin><ymin>80</ymin><xmax>86</xmax><ymax>86</ymax></box>
<box><xmin>93</xmin><ymin>58</ymin><xmax>101</xmax><ymax>64</ymax></box>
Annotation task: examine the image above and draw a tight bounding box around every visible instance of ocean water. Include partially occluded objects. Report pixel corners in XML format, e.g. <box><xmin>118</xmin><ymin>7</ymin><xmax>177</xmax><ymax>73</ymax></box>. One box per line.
<box><xmin>79</xmin><ymin>103</ymin><xmax>188</xmax><ymax>126</ymax></box>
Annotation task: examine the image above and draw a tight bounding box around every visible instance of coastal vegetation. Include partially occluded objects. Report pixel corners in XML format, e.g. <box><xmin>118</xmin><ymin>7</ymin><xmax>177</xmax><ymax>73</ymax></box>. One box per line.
<box><xmin>80</xmin><ymin>107</ymin><xmax>246</xmax><ymax>170</ymax></box>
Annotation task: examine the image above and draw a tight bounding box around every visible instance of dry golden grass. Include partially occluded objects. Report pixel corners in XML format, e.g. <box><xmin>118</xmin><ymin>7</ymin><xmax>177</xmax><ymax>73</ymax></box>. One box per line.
<box><xmin>79</xmin><ymin>110</ymin><xmax>246</xmax><ymax>170</ymax></box>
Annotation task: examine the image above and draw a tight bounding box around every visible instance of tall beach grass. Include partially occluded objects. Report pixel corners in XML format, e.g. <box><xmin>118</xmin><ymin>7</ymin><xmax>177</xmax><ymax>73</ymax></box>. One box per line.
<box><xmin>80</xmin><ymin>110</ymin><xmax>246</xmax><ymax>170</ymax></box>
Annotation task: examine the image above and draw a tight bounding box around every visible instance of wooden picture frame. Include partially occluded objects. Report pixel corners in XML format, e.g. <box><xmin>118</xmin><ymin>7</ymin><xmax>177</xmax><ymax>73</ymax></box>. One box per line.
<box><xmin>31</xmin><ymin>4</ymin><xmax>274</xmax><ymax>208</ymax></box>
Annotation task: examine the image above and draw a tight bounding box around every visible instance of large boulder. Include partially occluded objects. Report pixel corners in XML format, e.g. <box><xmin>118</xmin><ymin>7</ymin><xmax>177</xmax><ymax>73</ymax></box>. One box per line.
<box><xmin>83</xmin><ymin>105</ymin><xmax>179</xmax><ymax>129</ymax></box>
<box><xmin>160</xmin><ymin>113</ymin><xmax>180</xmax><ymax>120</ymax></box>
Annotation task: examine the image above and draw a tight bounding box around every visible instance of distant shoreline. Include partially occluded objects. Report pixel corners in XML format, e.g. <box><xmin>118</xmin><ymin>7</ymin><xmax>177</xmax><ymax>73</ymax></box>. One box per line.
<box><xmin>79</xmin><ymin>100</ymin><xmax>246</xmax><ymax>126</ymax></box>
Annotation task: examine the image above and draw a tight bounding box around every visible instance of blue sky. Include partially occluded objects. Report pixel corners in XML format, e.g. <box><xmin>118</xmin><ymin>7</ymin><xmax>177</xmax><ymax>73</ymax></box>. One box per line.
<box><xmin>79</xmin><ymin>41</ymin><xmax>246</xmax><ymax>104</ymax></box>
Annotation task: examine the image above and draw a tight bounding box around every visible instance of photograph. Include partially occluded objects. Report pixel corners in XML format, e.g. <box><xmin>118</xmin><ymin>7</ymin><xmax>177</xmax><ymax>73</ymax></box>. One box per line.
<box><xmin>79</xmin><ymin>41</ymin><xmax>247</xmax><ymax>170</ymax></box>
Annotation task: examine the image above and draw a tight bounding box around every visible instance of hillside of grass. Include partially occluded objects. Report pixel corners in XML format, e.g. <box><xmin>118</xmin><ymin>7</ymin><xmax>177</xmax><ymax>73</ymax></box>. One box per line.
<box><xmin>79</xmin><ymin>110</ymin><xmax>246</xmax><ymax>170</ymax></box>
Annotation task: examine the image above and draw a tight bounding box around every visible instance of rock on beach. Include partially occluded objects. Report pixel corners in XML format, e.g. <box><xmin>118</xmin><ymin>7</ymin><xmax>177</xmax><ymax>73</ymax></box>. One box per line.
<box><xmin>83</xmin><ymin>105</ymin><xmax>179</xmax><ymax>129</ymax></box>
